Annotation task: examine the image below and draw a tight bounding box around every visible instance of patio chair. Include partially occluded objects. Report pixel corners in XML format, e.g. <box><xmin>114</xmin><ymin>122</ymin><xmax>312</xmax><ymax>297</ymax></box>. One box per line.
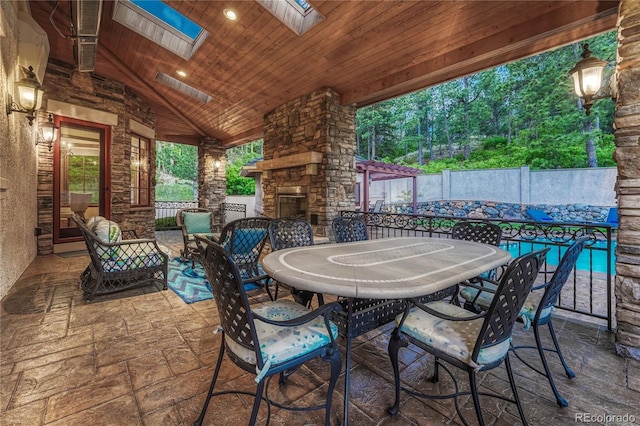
<box><xmin>459</xmin><ymin>237</ymin><xmax>590</xmax><ymax>407</ymax></box>
<box><xmin>330</xmin><ymin>215</ymin><xmax>456</xmax><ymax>421</ymax></box>
<box><xmin>526</xmin><ymin>208</ymin><xmax>553</xmax><ymax>222</ymax></box>
<box><xmin>268</xmin><ymin>217</ymin><xmax>324</xmax><ymax>307</ymax></box>
<box><xmin>450</xmin><ymin>220</ymin><xmax>503</xmax><ymax>306</ymax></box>
<box><xmin>175</xmin><ymin>207</ymin><xmax>219</xmax><ymax>265</ymax></box>
<box><xmin>72</xmin><ymin>213</ymin><xmax>168</xmax><ymax>301</ymax></box>
<box><xmin>193</xmin><ymin>239</ymin><xmax>342</xmax><ymax>426</ymax></box>
<box><xmin>213</xmin><ymin>217</ymin><xmax>274</xmax><ymax>299</ymax></box>
<box><xmin>332</xmin><ymin>216</ymin><xmax>368</xmax><ymax>243</ymax></box>
<box><xmin>388</xmin><ymin>248</ymin><xmax>549</xmax><ymax>425</ymax></box>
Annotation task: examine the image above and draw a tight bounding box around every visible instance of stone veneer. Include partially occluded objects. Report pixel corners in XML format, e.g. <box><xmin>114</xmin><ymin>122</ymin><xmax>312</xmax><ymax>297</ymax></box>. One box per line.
<box><xmin>198</xmin><ymin>137</ymin><xmax>227</xmax><ymax>230</ymax></box>
<box><xmin>262</xmin><ymin>88</ymin><xmax>356</xmax><ymax>237</ymax></box>
<box><xmin>614</xmin><ymin>0</ymin><xmax>640</xmax><ymax>360</ymax></box>
<box><xmin>38</xmin><ymin>59</ymin><xmax>158</xmax><ymax>253</ymax></box>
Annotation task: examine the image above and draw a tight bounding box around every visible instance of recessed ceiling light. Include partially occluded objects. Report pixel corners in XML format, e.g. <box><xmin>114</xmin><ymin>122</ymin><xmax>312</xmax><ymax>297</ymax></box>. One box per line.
<box><xmin>224</xmin><ymin>9</ymin><xmax>237</xmax><ymax>20</ymax></box>
<box><xmin>176</xmin><ymin>70</ymin><xmax>187</xmax><ymax>77</ymax></box>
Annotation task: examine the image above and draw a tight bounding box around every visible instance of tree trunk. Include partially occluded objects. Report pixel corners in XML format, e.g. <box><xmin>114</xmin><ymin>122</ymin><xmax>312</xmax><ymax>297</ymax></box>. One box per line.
<box><xmin>585</xmin><ymin>119</ymin><xmax>598</xmax><ymax>167</ymax></box>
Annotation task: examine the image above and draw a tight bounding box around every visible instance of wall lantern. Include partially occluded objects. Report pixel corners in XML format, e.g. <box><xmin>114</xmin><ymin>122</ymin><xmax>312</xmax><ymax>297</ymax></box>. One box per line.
<box><xmin>569</xmin><ymin>44</ymin><xmax>611</xmax><ymax>115</ymax></box>
<box><xmin>5</xmin><ymin>66</ymin><xmax>45</xmax><ymax>125</ymax></box>
<box><xmin>214</xmin><ymin>159</ymin><xmax>221</xmax><ymax>170</ymax></box>
<box><xmin>37</xmin><ymin>114</ymin><xmax>59</xmax><ymax>151</ymax></box>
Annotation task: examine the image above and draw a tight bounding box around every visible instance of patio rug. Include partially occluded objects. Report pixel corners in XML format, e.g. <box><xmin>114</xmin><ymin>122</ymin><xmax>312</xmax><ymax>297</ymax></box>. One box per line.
<box><xmin>167</xmin><ymin>258</ymin><xmax>214</xmax><ymax>304</ymax></box>
<box><xmin>167</xmin><ymin>258</ymin><xmax>259</xmax><ymax>304</ymax></box>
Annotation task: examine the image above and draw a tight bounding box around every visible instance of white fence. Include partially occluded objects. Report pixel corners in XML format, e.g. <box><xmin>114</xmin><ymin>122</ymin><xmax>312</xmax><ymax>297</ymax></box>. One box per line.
<box><xmin>368</xmin><ymin>166</ymin><xmax>617</xmax><ymax>207</ymax></box>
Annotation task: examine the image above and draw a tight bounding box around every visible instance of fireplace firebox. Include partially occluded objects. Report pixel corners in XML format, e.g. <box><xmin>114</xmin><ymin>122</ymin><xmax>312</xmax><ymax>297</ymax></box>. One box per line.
<box><xmin>277</xmin><ymin>186</ymin><xmax>307</xmax><ymax>219</ymax></box>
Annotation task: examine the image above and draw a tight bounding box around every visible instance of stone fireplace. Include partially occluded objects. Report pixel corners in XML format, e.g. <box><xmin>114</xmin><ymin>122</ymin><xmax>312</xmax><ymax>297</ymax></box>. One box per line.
<box><xmin>259</xmin><ymin>88</ymin><xmax>356</xmax><ymax>237</ymax></box>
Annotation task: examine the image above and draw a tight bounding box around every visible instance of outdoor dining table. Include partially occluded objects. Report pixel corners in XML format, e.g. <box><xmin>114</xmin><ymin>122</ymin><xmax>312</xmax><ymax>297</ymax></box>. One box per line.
<box><xmin>261</xmin><ymin>236</ymin><xmax>512</xmax><ymax>425</ymax></box>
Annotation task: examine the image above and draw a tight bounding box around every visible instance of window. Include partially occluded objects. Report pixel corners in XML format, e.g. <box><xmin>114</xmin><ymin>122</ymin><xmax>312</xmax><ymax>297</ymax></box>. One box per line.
<box><xmin>112</xmin><ymin>0</ymin><xmax>208</xmax><ymax>60</ymax></box>
<box><xmin>131</xmin><ymin>134</ymin><xmax>150</xmax><ymax>206</ymax></box>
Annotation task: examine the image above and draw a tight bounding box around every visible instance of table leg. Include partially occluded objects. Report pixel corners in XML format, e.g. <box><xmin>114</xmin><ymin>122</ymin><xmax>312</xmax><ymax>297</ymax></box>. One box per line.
<box><xmin>342</xmin><ymin>300</ymin><xmax>354</xmax><ymax>426</ymax></box>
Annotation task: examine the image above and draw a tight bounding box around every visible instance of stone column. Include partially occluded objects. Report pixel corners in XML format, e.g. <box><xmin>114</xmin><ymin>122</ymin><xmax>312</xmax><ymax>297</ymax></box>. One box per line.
<box><xmin>262</xmin><ymin>88</ymin><xmax>356</xmax><ymax>237</ymax></box>
<box><xmin>198</xmin><ymin>137</ymin><xmax>226</xmax><ymax>229</ymax></box>
<box><xmin>614</xmin><ymin>0</ymin><xmax>640</xmax><ymax>360</ymax></box>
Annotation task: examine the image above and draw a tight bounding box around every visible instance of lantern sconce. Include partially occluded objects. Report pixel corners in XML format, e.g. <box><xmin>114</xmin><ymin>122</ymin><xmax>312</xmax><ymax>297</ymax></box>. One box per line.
<box><xmin>569</xmin><ymin>44</ymin><xmax>616</xmax><ymax>115</ymax></box>
<box><xmin>6</xmin><ymin>65</ymin><xmax>45</xmax><ymax>125</ymax></box>
<box><xmin>36</xmin><ymin>114</ymin><xmax>60</xmax><ymax>151</ymax></box>
<box><xmin>214</xmin><ymin>159</ymin><xmax>221</xmax><ymax>170</ymax></box>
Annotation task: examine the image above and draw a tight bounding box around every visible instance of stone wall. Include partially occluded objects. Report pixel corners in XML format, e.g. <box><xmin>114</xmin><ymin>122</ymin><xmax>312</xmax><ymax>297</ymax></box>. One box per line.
<box><xmin>614</xmin><ymin>0</ymin><xmax>640</xmax><ymax>360</ymax></box>
<box><xmin>198</xmin><ymin>138</ymin><xmax>226</xmax><ymax>229</ymax></box>
<box><xmin>389</xmin><ymin>200</ymin><xmax>613</xmax><ymax>223</ymax></box>
<box><xmin>262</xmin><ymin>88</ymin><xmax>356</xmax><ymax>237</ymax></box>
<box><xmin>38</xmin><ymin>59</ymin><xmax>158</xmax><ymax>253</ymax></box>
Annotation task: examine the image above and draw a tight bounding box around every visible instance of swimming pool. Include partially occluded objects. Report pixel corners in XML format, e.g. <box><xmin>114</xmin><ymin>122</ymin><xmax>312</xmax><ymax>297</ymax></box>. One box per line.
<box><xmin>500</xmin><ymin>240</ymin><xmax>616</xmax><ymax>275</ymax></box>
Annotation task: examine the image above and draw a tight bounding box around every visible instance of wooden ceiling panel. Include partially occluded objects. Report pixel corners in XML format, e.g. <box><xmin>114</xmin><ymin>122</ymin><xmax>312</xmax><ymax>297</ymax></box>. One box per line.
<box><xmin>28</xmin><ymin>0</ymin><xmax>619</xmax><ymax>147</ymax></box>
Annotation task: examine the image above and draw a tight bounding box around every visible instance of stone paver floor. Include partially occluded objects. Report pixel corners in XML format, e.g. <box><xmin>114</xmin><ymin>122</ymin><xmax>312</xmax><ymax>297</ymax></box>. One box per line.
<box><xmin>1</xmin><ymin>231</ymin><xmax>638</xmax><ymax>425</ymax></box>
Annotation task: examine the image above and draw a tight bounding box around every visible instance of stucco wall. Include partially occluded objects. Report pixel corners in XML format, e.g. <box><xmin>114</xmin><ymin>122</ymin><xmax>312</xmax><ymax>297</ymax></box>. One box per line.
<box><xmin>369</xmin><ymin>166</ymin><xmax>617</xmax><ymax>207</ymax></box>
<box><xmin>0</xmin><ymin>1</ymin><xmax>40</xmax><ymax>301</ymax></box>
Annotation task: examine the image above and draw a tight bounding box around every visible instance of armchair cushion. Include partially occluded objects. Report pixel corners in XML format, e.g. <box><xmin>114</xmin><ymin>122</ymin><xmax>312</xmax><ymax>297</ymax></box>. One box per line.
<box><xmin>183</xmin><ymin>212</ymin><xmax>212</xmax><ymax>234</ymax></box>
<box><xmin>396</xmin><ymin>301</ymin><xmax>511</xmax><ymax>368</ymax></box>
<box><xmin>225</xmin><ymin>300</ymin><xmax>339</xmax><ymax>368</ymax></box>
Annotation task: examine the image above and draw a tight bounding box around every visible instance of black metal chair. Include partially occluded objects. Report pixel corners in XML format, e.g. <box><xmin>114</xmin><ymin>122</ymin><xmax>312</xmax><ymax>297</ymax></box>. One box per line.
<box><xmin>193</xmin><ymin>239</ymin><xmax>342</xmax><ymax>426</ymax></box>
<box><xmin>268</xmin><ymin>218</ymin><xmax>324</xmax><ymax>307</ymax></box>
<box><xmin>203</xmin><ymin>217</ymin><xmax>274</xmax><ymax>300</ymax></box>
<box><xmin>449</xmin><ymin>220</ymin><xmax>503</xmax><ymax>307</ymax></box>
<box><xmin>388</xmin><ymin>248</ymin><xmax>549</xmax><ymax>426</ymax></box>
<box><xmin>459</xmin><ymin>237</ymin><xmax>590</xmax><ymax>407</ymax></box>
<box><xmin>332</xmin><ymin>216</ymin><xmax>368</xmax><ymax>243</ymax></box>
<box><xmin>330</xmin><ymin>214</ymin><xmax>455</xmax><ymax>421</ymax></box>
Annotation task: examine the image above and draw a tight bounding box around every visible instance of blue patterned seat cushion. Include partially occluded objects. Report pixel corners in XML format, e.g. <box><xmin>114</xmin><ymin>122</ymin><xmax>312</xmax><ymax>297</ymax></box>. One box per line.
<box><xmin>225</xmin><ymin>300</ymin><xmax>338</xmax><ymax>375</ymax></box>
<box><xmin>396</xmin><ymin>301</ymin><xmax>511</xmax><ymax>369</ymax></box>
<box><xmin>460</xmin><ymin>284</ymin><xmax>552</xmax><ymax>327</ymax></box>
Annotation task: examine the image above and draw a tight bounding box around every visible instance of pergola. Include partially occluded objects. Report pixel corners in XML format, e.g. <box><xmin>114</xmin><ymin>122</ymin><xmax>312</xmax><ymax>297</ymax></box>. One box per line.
<box><xmin>356</xmin><ymin>159</ymin><xmax>422</xmax><ymax>213</ymax></box>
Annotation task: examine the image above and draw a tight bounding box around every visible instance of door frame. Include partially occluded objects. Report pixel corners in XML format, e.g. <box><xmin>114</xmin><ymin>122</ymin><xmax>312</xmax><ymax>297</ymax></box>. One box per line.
<box><xmin>53</xmin><ymin>116</ymin><xmax>111</xmax><ymax>244</ymax></box>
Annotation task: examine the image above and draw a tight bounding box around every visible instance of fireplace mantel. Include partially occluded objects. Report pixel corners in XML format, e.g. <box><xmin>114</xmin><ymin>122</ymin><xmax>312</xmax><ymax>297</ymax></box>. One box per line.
<box><xmin>256</xmin><ymin>151</ymin><xmax>323</xmax><ymax>176</ymax></box>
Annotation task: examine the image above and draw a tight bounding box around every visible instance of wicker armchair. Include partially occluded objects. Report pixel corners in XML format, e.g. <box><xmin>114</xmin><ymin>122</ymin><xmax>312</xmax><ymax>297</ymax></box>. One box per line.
<box><xmin>388</xmin><ymin>248</ymin><xmax>549</xmax><ymax>425</ymax></box>
<box><xmin>175</xmin><ymin>207</ymin><xmax>219</xmax><ymax>264</ymax></box>
<box><xmin>72</xmin><ymin>213</ymin><xmax>168</xmax><ymax>301</ymax></box>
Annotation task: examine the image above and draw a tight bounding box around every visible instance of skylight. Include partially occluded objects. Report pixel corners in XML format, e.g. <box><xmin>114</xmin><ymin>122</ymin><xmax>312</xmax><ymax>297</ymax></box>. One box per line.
<box><xmin>112</xmin><ymin>0</ymin><xmax>208</xmax><ymax>60</ymax></box>
<box><xmin>256</xmin><ymin>0</ymin><xmax>324</xmax><ymax>36</ymax></box>
<box><xmin>155</xmin><ymin>72</ymin><xmax>212</xmax><ymax>103</ymax></box>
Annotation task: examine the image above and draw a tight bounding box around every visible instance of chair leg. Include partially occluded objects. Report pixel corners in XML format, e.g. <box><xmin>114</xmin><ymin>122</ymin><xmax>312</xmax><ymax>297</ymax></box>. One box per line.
<box><xmin>547</xmin><ymin>321</ymin><xmax>575</xmax><ymax>379</ymax></box>
<box><xmin>468</xmin><ymin>370</ymin><xmax>485</xmax><ymax>426</ymax></box>
<box><xmin>324</xmin><ymin>347</ymin><xmax>342</xmax><ymax>426</ymax></box>
<box><xmin>387</xmin><ymin>329</ymin><xmax>407</xmax><ymax>416</ymax></box>
<box><xmin>536</xmin><ymin>322</ymin><xmax>570</xmax><ymax>407</ymax></box>
<box><xmin>505</xmin><ymin>354</ymin><xmax>528</xmax><ymax>426</ymax></box>
<box><xmin>193</xmin><ymin>343</ymin><xmax>226</xmax><ymax>426</ymax></box>
<box><xmin>249</xmin><ymin>380</ymin><xmax>266</xmax><ymax>426</ymax></box>
<box><xmin>429</xmin><ymin>357</ymin><xmax>440</xmax><ymax>383</ymax></box>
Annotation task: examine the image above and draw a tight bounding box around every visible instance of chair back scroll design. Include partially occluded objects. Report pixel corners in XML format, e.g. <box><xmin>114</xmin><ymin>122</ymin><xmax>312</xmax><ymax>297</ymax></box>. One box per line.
<box><xmin>332</xmin><ymin>216</ymin><xmax>368</xmax><ymax>243</ymax></box>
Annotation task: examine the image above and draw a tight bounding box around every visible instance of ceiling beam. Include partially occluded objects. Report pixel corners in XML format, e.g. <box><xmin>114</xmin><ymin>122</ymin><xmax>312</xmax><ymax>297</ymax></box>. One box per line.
<box><xmin>221</xmin><ymin>125</ymin><xmax>264</xmax><ymax>147</ymax></box>
<box><xmin>97</xmin><ymin>44</ymin><xmax>208</xmax><ymax>137</ymax></box>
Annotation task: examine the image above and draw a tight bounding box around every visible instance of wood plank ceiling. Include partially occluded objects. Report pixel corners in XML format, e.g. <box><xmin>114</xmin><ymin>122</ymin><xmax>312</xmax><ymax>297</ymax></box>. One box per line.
<box><xmin>29</xmin><ymin>1</ymin><xmax>619</xmax><ymax>147</ymax></box>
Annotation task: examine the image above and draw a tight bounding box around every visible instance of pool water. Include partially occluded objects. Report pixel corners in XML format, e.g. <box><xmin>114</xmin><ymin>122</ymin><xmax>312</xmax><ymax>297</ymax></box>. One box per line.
<box><xmin>500</xmin><ymin>240</ymin><xmax>616</xmax><ymax>275</ymax></box>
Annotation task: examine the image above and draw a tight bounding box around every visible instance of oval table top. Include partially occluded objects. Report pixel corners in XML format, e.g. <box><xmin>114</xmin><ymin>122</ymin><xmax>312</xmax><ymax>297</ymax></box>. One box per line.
<box><xmin>261</xmin><ymin>236</ymin><xmax>512</xmax><ymax>299</ymax></box>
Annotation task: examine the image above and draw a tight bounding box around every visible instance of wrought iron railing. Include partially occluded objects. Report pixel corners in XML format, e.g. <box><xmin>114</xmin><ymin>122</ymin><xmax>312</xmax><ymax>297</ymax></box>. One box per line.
<box><xmin>155</xmin><ymin>201</ymin><xmax>248</xmax><ymax>230</ymax></box>
<box><xmin>340</xmin><ymin>210</ymin><xmax>617</xmax><ymax>330</ymax></box>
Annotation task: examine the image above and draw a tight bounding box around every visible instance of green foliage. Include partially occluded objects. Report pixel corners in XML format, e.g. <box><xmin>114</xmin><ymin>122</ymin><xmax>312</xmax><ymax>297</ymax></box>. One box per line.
<box><xmin>225</xmin><ymin>141</ymin><xmax>263</xmax><ymax>195</ymax></box>
<box><xmin>156</xmin><ymin>141</ymin><xmax>197</xmax><ymax>181</ymax></box>
<box><xmin>356</xmin><ymin>31</ymin><xmax>617</xmax><ymax>171</ymax></box>
<box><xmin>155</xmin><ymin>183</ymin><xmax>195</xmax><ymax>201</ymax></box>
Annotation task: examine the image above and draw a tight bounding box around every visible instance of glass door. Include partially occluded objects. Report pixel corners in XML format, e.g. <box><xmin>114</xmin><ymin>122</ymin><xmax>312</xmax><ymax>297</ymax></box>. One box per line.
<box><xmin>54</xmin><ymin>118</ymin><xmax>110</xmax><ymax>243</ymax></box>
